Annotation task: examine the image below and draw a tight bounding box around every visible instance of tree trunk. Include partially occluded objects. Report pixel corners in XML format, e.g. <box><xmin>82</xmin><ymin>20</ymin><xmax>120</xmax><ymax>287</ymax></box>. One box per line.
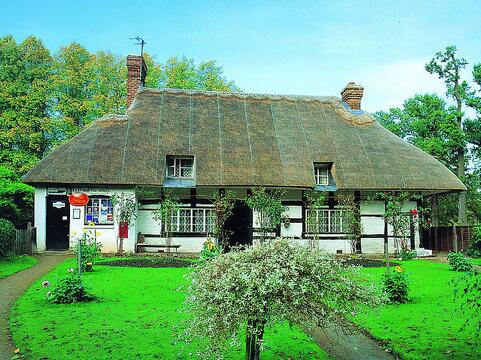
<box><xmin>245</xmin><ymin>320</ymin><xmax>265</xmax><ymax>360</ymax></box>
<box><xmin>455</xmin><ymin>91</ymin><xmax>467</xmax><ymax>226</ymax></box>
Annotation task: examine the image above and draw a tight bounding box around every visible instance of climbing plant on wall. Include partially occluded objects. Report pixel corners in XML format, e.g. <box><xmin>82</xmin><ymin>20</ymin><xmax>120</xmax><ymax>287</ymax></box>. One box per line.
<box><xmin>245</xmin><ymin>187</ymin><xmax>286</xmax><ymax>243</ymax></box>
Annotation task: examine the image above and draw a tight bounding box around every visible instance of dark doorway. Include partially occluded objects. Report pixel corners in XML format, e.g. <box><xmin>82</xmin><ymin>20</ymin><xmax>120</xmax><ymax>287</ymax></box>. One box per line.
<box><xmin>46</xmin><ymin>196</ymin><xmax>70</xmax><ymax>250</ymax></box>
<box><xmin>224</xmin><ymin>201</ymin><xmax>252</xmax><ymax>249</ymax></box>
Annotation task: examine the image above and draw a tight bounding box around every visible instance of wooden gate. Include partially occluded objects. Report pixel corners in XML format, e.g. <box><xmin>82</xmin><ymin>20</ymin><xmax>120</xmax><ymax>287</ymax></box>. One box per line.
<box><xmin>13</xmin><ymin>222</ymin><xmax>36</xmax><ymax>255</ymax></box>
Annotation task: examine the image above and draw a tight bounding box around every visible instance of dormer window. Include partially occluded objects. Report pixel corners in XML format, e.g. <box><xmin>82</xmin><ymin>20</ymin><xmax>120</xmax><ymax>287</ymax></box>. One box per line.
<box><xmin>167</xmin><ymin>156</ymin><xmax>194</xmax><ymax>179</ymax></box>
<box><xmin>314</xmin><ymin>164</ymin><xmax>329</xmax><ymax>185</ymax></box>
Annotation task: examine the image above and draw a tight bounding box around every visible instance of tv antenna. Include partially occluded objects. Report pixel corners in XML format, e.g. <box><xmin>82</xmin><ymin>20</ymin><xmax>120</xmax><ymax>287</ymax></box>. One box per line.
<box><xmin>130</xmin><ymin>36</ymin><xmax>146</xmax><ymax>57</ymax></box>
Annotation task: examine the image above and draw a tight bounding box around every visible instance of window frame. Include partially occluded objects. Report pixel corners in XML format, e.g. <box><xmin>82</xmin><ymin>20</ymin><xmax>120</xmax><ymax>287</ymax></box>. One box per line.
<box><xmin>305</xmin><ymin>207</ymin><xmax>349</xmax><ymax>234</ymax></box>
<box><xmin>166</xmin><ymin>156</ymin><xmax>195</xmax><ymax>180</ymax></box>
<box><xmin>84</xmin><ymin>196</ymin><xmax>114</xmax><ymax>226</ymax></box>
<box><xmin>162</xmin><ymin>207</ymin><xmax>215</xmax><ymax>234</ymax></box>
<box><xmin>314</xmin><ymin>164</ymin><xmax>330</xmax><ymax>186</ymax></box>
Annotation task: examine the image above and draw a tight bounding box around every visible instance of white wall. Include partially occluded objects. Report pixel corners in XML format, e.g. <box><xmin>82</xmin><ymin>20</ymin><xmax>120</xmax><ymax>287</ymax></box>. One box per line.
<box><xmin>68</xmin><ymin>188</ymin><xmax>137</xmax><ymax>253</ymax></box>
<box><xmin>33</xmin><ymin>186</ymin><xmax>420</xmax><ymax>255</ymax></box>
<box><xmin>34</xmin><ymin>187</ymin><xmax>47</xmax><ymax>252</ymax></box>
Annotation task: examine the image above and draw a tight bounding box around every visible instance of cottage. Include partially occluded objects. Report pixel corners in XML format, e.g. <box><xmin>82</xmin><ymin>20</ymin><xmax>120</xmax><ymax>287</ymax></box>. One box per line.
<box><xmin>22</xmin><ymin>55</ymin><xmax>466</xmax><ymax>254</ymax></box>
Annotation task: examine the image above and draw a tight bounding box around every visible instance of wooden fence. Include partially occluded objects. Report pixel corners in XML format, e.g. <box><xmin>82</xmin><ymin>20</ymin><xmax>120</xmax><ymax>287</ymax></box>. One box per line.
<box><xmin>421</xmin><ymin>226</ymin><xmax>473</xmax><ymax>253</ymax></box>
<box><xmin>13</xmin><ymin>222</ymin><xmax>36</xmax><ymax>255</ymax></box>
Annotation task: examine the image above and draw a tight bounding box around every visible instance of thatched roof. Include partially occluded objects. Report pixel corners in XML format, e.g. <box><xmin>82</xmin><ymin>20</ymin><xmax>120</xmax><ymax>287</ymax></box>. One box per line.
<box><xmin>23</xmin><ymin>88</ymin><xmax>465</xmax><ymax>193</ymax></box>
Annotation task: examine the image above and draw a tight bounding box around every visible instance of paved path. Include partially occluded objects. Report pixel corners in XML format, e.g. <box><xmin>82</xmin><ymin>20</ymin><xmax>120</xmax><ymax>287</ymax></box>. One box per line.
<box><xmin>0</xmin><ymin>254</ymin><xmax>71</xmax><ymax>360</ymax></box>
<box><xmin>308</xmin><ymin>320</ymin><xmax>398</xmax><ymax>360</ymax></box>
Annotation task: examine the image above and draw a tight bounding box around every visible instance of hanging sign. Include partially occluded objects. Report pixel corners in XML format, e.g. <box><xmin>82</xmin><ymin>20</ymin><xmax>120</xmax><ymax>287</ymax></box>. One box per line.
<box><xmin>53</xmin><ymin>201</ymin><xmax>66</xmax><ymax>209</ymax></box>
<box><xmin>68</xmin><ymin>193</ymin><xmax>90</xmax><ymax>206</ymax></box>
<box><xmin>119</xmin><ymin>222</ymin><xmax>129</xmax><ymax>239</ymax></box>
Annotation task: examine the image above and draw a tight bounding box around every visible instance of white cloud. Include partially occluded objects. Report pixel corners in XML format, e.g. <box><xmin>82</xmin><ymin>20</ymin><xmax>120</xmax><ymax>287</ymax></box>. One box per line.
<box><xmin>353</xmin><ymin>58</ymin><xmax>447</xmax><ymax>112</ymax></box>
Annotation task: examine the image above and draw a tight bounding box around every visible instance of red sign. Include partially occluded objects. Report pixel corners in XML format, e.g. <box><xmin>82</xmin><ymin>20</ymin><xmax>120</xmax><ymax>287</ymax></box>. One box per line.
<box><xmin>119</xmin><ymin>222</ymin><xmax>129</xmax><ymax>239</ymax></box>
<box><xmin>68</xmin><ymin>193</ymin><xmax>90</xmax><ymax>206</ymax></box>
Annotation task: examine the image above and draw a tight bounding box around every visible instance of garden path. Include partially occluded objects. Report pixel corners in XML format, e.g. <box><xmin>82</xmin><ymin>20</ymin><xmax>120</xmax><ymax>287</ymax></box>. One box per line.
<box><xmin>0</xmin><ymin>253</ymin><xmax>71</xmax><ymax>360</ymax></box>
<box><xmin>308</xmin><ymin>319</ymin><xmax>398</xmax><ymax>360</ymax></box>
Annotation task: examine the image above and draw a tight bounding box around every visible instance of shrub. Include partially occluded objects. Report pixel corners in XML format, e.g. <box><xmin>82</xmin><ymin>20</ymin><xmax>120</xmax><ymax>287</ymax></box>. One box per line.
<box><xmin>73</xmin><ymin>231</ymin><xmax>102</xmax><ymax>272</ymax></box>
<box><xmin>399</xmin><ymin>245</ymin><xmax>416</xmax><ymax>261</ymax></box>
<box><xmin>0</xmin><ymin>218</ymin><xmax>16</xmax><ymax>257</ymax></box>
<box><xmin>466</xmin><ymin>224</ymin><xmax>481</xmax><ymax>258</ymax></box>
<box><xmin>178</xmin><ymin>239</ymin><xmax>384</xmax><ymax>359</ymax></box>
<box><xmin>44</xmin><ymin>269</ymin><xmax>95</xmax><ymax>304</ymax></box>
<box><xmin>383</xmin><ymin>266</ymin><xmax>409</xmax><ymax>303</ymax></box>
<box><xmin>448</xmin><ymin>252</ymin><xmax>473</xmax><ymax>272</ymax></box>
<box><xmin>199</xmin><ymin>238</ymin><xmax>220</xmax><ymax>261</ymax></box>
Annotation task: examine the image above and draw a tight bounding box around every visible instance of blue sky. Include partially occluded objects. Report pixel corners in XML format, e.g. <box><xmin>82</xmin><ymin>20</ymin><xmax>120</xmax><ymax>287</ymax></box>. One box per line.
<box><xmin>2</xmin><ymin>0</ymin><xmax>481</xmax><ymax>112</ymax></box>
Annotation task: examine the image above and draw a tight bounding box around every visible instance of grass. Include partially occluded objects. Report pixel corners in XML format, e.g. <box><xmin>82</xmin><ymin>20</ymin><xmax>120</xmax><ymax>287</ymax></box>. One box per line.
<box><xmin>354</xmin><ymin>259</ymin><xmax>481</xmax><ymax>359</ymax></box>
<box><xmin>10</xmin><ymin>259</ymin><xmax>329</xmax><ymax>360</ymax></box>
<box><xmin>0</xmin><ymin>255</ymin><xmax>38</xmax><ymax>279</ymax></box>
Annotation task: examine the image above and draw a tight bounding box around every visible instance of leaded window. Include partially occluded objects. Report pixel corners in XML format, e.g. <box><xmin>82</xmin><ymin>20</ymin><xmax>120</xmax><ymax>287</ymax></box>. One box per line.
<box><xmin>166</xmin><ymin>156</ymin><xmax>194</xmax><ymax>179</ymax></box>
<box><xmin>165</xmin><ymin>208</ymin><xmax>215</xmax><ymax>233</ymax></box>
<box><xmin>306</xmin><ymin>208</ymin><xmax>348</xmax><ymax>234</ymax></box>
<box><xmin>314</xmin><ymin>165</ymin><xmax>329</xmax><ymax>185</ymax></box>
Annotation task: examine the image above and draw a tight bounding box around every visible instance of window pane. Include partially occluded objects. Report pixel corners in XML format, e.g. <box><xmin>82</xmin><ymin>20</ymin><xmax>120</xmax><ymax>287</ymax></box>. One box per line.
<box><xmin>193</xmin><ymin>209</ymin><xmax>204</xmax><ymax>232</ymax></box>
<box><xmin>180</xmin><ymin>166</ymin><xmax>193</xmax><ymax>178</ymax></box>
<box><xmin>179</xmin><ymin>209</ymin><xmax>190</xmax><ymax>232</ymax></box>
<box><xmin>206</xmin><ymin>210</ymin><xmax>216</xmax><ymax>233</ymax></box>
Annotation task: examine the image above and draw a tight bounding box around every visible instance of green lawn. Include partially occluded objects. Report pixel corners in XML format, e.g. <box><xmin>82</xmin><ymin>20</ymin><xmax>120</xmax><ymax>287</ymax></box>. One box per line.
<box><xmin>354</xmin><ymin>259</ymin><xmax>481</xmax><ymax>359</ymax></box>
<box><xmin>10</xmin><ymin>259</ymin><xmax>329</xmax><ymax>360</ymax></box>
<box><xmin>0</xmin><ymin>256</ymin><xmax>38</xmax><ymax>279</ymax></box>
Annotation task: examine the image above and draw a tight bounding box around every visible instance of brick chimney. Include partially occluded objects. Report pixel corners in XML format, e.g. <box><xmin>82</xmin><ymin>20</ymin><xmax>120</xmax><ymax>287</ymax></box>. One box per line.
<box><xmin>341</xmin><ymin>82</ymin><xmax>364</xmax><ymax>110</ymax></box>
<box><xmin>126</xmin><ymin>55</ymin><xmax>147</xmax><ymax>109</ymax></box>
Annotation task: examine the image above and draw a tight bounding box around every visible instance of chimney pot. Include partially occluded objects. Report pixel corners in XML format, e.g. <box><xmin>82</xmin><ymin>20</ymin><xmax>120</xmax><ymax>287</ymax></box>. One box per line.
<box><xmin>341</xmin><ymin>82</ymin><xmax>364</xmax><ymax>110</ymax></box>
<box><xmin>126</xmin><ymin>55</ymin><xmax>147</xmax><ymax>109</ymax></box>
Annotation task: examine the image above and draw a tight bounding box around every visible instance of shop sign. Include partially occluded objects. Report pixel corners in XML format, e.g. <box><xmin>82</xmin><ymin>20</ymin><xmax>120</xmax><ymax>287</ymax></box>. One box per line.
<box><xmin>68</xmin><ymin>193</ymin><xmax>90</xmax><ymax>206</ymax></box>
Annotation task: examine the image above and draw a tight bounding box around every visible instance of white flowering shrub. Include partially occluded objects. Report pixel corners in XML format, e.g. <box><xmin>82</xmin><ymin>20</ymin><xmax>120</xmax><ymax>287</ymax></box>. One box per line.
<box><xmin>177</xmin><ymin>239</ymin><xmax>384</xmax><ymax>359</ymax></box>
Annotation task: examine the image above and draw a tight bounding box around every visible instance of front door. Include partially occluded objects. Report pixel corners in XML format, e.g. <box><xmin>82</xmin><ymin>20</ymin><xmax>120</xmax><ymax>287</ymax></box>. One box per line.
<box><xmin>224</xmin><ymin>201</ymin><xmax>252</xmax><ymax>249</ymax></box>
<box><xmin>46</xmin><ymin>196</ymin><xmax>70</xmax><ymax>250</ymax></box>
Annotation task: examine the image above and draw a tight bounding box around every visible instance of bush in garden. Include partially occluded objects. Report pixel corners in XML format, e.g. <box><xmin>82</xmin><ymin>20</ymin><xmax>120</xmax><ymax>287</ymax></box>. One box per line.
<box><xmin>466</xmin><ymin>224</ymin><xmax>481</xmax><ymax>258</ymax></box>
<box><xmin>399</xmin><ymin>245</ymin><xmax>416</xmax><ymax>261</ymax></box>
<box><xmin>199</xmin><ymin>238</ymin><xmax>220</xmax><ymax>261</ymax></box>
<box><xmin>73</xmin><ymin>231</ymin><xmax>102</xmax><ymax>272</ymax></box>
<box><xmin>44</xmin><ymin>268</ymin><xmax>95</xmax><ymax>304</ymax></box>
<box><xmin>0</xmin><ymin>218</ymin><xmax>16</xmax><ymax>257</ymax></box>
<box><xmin>177</xmin><ymin>239</ymin><xmax>384</xmax><ymax>360</ymax></box>
<box><xmin>383</xmin><ymin>266</ymin><xmax>409</xmax><ymax>303</ymax></box>
<box><xmin>448</xmin><ymin>252</ymin><xmax>473</xmax><ymax>272</ymax></box>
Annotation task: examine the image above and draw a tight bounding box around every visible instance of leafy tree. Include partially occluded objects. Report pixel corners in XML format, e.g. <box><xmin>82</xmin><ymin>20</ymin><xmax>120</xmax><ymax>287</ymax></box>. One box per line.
<box><xmin>157</xmin><ymin>56</ymin><xmax>239</xmax><ymax>91</ymax></box>
<box><xmin>426</xmin><ymin>46</ymin><xmax>470</xmax><ymax>225</ymax></box>
<box><xmin>178</xmin><ymin>239</ymin><xmax>384</xmax><ymax>360</ymax></box>
<box><xmin>304</xmin><ymin>190</ymin><xmax>327</xmax><ymax>249</ymax></box>
<box><xmin>152</xmin><ymin>191</ymin><xmax>181</xmax><ymax>252</ymax></box>
<box><xmin>0</xmin><ymin>166</ymin><xmax>34</xmax><ymax>228</ymax></box>
<box><xmin>111</xmin><ymin>192</ymin><xmax>137</xmax><ymax>254</ymax></box>
<box><xmin>374</xmin><ymin>94</ymin><xmax>460</xmax><ymax>171</ymax></box>
<box><xmin>338</xmin><ymin>194</ymin><xmax>363</xmax><ymax>254</ymax></box>
<box><xmin>0</xmin><ymin>35</ymin><xmax>54</xmax><ymax>173</ymax></box>
<box><xmin>245</xmin><ymin>187</ymin><xmax>286</xmax><ymax>243</ymax></box>
<box><xmin>211</xmin><ymin>190</ymin><xmax>236</xmax><ymax>249</ymax></box>
<box><xmin>376</xmin><ymin>192</ymin><xmax>414</xmax><ymax>270</ymax></box>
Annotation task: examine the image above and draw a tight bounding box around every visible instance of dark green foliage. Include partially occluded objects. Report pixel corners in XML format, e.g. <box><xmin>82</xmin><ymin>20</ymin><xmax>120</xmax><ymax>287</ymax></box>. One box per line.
<box><xmin>0</xmin><ymin>218</ymin><xmax>16</xmax><ymax>257</ymax></box>
<box><xmin>0</xmin><ymin>166</ymin><xmax>34</xmax><ymax>228</ymax></box>
<box><xmin>448</xmin><ymin>252</ymin><xmax>473</xmax><ymax>272</ymax></box>
<box><xmin>199</xmin><ymin>239</ymin><xmax>220</xmax><ymax>261</ymax></box>
<box><xmin>383</xmin><ymin>267</ymin><xmax>409</xmax><ymax>303</ymax></box>
<box><xmin>467</xmin><ymin>224</ymin><xmax>481</xmax><ymax>258</ymax></box>
<box><xmin>453</xmin><ymin>270</ymin><xmax>481</xmax><ymax>335</ymax></box>
<box><xmin>45</xmin><ymin>270</ymin><xmax>95</xmax><ymax>304</ymax></box>
<box><xmin>399</xmin><ymin>245</ymin><xmax>416</xmax><ymax>261</ymax></box>
<box><xmin>73</xmin><ymin>232</ymin><xmax>102</xmax><ymax>272</ymax></box>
